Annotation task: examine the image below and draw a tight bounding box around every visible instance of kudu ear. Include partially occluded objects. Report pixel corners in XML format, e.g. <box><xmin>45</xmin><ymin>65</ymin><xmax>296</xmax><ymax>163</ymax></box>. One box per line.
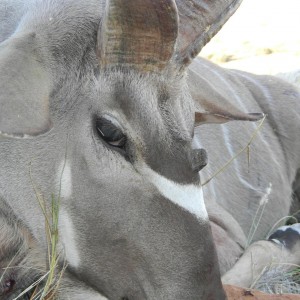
<box><xmin>194</xmin><ymin>103</ymin><xmax>264</xmax><ymax>126</ymax></box>
<box><xmin>188</xmin><ymin>68</ymin><xmax>264</xmax><ymax>126</ymax></box>
<box><xmin>0</xmin><ymin>33</ymin><xmax>51</xmax><ymax>138</ymax></box>
<box><xmin>175</xmin><ymin>0</ymin><xmax>243</xmax><ymax>67</ymax></box>
<box><xmin>97</xmin><ymin>0</ymin><xmax>178</xmax><ymax>72</ymax></box>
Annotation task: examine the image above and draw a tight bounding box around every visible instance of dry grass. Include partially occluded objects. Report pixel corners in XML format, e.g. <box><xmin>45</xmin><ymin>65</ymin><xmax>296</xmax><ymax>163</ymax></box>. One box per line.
<box><xmin>24</xmin><ymin>174</ymin><xmax>63</xmax><ymax>299</ymax></box>
<box><xmin>21</xmin><ymin>154</ymin><xmax>69</xmax><ymax>300</ymax></box>
<box><xmin>253</xmin><ymin>265</ymin><xmax>300</xmax><ymax>295</ymax></box>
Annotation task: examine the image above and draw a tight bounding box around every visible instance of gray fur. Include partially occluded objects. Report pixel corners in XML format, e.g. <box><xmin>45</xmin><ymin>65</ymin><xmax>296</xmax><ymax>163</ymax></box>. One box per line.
<box><xmin>191</xmin><ymin>59</ymin><xmax>300</xmax><ymax>278</ymax></box>
<box><xmin>1</xmin><ymin>0</ymin><xmax>300</xmax><ymax>299</ymax></box>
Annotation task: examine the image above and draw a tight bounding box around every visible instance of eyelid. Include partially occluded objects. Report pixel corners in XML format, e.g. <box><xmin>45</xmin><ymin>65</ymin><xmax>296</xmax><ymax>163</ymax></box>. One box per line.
<box><xmin>108</xmin><ymin>139</ymin><xmax>125</xmax><ymax>147</ymax></box>
<box><xmin>101</xmin><ymin>114</ymin><xmax>124</xmax><ymax>132</ymax></box>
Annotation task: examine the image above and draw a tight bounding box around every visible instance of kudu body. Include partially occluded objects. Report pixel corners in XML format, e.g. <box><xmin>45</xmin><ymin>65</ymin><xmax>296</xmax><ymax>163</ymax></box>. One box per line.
<box><xmin>0</xmin><ymin>0</ymin><xmax>300</xmax><ymax>299</ymax></box>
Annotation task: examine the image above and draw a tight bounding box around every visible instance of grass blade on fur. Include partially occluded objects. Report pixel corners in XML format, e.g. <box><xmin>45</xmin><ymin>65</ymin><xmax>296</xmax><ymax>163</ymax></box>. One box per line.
<box><xmin>202</xmin><ymin>115</ymin><xmax>266</xmax><ymax>186</ymax></box>
<box><xmin>39</xmin><ymin>194</ymin><xmax>61</xmax><ymax>299</ymax></box>
<box><xmin>27</xmin><ymin>139</ymin><xmax>68</xmax><ymax>299</ymax></box>
<box><xmin>12</xmin><ymin>271</ymin><xmax>50</xmax><ymax>300</ymax></box>
<box><xmin>0</xmin><ymin>246</ymin><xmax>23</xmax><ymax>286</ymax></box>
<box><xmin>246</xmin><ymin>183</ymin><xmax>272</xmax><ymax>246</ymax></box>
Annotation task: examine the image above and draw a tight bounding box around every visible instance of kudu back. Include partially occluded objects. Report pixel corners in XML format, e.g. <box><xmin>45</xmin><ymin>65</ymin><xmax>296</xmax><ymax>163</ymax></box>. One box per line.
<box><xmin>1</xmin><ymin>0</ymin><xmax>300</xmax><ymax>299</ymax></box>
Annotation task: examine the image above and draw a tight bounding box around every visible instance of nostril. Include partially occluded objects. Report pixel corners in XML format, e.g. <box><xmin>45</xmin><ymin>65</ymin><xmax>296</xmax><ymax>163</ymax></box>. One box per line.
<box><xmin>190</xmin><ymin>148</ymin><xmax>208</xmax><ymax>172</ymax></box>
<box><xmin>121</xmin><ymin>297</ymin><xmax>129</xmax><ymax>300</ymax></box>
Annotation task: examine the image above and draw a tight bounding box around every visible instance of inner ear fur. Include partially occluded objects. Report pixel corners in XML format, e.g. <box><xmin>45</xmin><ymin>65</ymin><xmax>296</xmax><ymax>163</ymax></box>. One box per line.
<box><xmin>0</xmin><ymin>33</ymin><xmax>52</xmax><ymax>138</ymax></box>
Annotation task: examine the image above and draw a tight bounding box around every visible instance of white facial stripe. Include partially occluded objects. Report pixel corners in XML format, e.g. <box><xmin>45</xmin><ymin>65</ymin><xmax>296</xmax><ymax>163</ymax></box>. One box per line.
<box><xmin>277</xmin><ymin>223</ymin><xmax>300</xmax><ymax>234</ymax></box>
<box><xmin>58</xmin><ymin>209</ymin><xmax>81</xmax><ymax>268</ymax></box>
<box><xmin>141</xmin><ymin>166</ymin><xmax>208</xmax><ymax>220</ymax></box>
<box><xmin>57</xmin><ymin>159</ymin><xmax>72</xmax><ymax>199</ymax></box>
<box><xmin>68</xmin><ymin>290</ymin><xmax>109</xmax><ymax>300</ymax></box>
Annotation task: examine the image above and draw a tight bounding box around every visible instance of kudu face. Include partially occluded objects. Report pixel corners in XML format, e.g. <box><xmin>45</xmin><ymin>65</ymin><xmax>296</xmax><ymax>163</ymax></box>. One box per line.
<box><xmin>56</xmin><ymin>70</ymin><xmax>223</xmax><ymax>299</ymax></box>
<box><xmin>0</xmin><ymin>0</ymin><xmax>252</xmax><ymax>298</ymax></box>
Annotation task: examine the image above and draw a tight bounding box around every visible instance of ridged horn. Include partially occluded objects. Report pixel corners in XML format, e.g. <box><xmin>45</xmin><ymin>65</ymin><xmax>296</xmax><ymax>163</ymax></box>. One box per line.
<box><xmin>97</xmin><ymin>0</ymin><xmax>178</xmax><ymax>72</ymax></box>
<box><xmin>175</xmin><ymin>0</ymin><xmax>243</xmax><ymax>66</ymax></box>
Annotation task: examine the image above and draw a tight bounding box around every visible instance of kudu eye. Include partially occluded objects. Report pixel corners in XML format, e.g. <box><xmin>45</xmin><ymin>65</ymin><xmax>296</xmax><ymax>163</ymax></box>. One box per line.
<box><xmin>96</xmin><ymin>117</ymin><xmax>127</xmax><ymax>148</ymax></box>
<box><xmin>4</xmin><ymin>279</ymin><xmax>15</xmax><ymax>294</ymax></box>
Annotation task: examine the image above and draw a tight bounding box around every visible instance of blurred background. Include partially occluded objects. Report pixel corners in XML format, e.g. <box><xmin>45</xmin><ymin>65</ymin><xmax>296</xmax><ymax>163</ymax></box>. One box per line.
<box><xmin>200</xmin><ymin>0</ymin><xmax>300</xmax><ymax>76</ymax></box>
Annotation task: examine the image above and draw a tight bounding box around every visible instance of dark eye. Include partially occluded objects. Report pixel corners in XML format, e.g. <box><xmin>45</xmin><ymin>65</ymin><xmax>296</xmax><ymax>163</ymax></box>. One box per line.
<box><xmin>96</xmin><ymin>117</ymin><xmax>126</xmax><ymax>148</ymax></box>
<box><xmin>4</xmin><ymin>279</ymin><xmax>15</xmax><ymax>294</ymax></box>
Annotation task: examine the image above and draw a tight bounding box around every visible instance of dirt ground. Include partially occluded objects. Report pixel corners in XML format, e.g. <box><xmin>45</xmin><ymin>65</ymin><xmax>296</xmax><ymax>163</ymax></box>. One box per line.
<box><xmin>200</xmin><ymin>0</ymin><xmax>300</xmax><ymax>76</ymax></box>
<box><xmin>224</xmin><ymin>285</ymin><xmax>300</xmax><ymax>300</ymax></box>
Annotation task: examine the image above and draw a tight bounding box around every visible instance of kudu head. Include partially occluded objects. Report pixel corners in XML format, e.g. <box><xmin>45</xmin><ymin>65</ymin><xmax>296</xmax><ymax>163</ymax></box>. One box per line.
<box><xmin>0</xmin><ymin>0</ymin><xmax>261</xmax><ymax>299</ymax></box>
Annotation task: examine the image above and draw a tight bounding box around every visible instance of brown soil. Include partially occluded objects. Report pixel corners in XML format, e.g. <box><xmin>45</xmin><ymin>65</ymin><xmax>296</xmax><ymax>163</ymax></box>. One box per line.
<box><xmin>224</xmin><ymin>285</ymin><xmax>300</xmax><ymax>300</ymax></box>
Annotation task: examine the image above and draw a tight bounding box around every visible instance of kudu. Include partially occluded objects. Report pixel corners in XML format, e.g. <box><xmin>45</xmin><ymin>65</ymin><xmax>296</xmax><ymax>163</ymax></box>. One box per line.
<box><xmin>0</xmin><ymin>0</ymin><xmax>300</xmax><ymax>299</ymax></box>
